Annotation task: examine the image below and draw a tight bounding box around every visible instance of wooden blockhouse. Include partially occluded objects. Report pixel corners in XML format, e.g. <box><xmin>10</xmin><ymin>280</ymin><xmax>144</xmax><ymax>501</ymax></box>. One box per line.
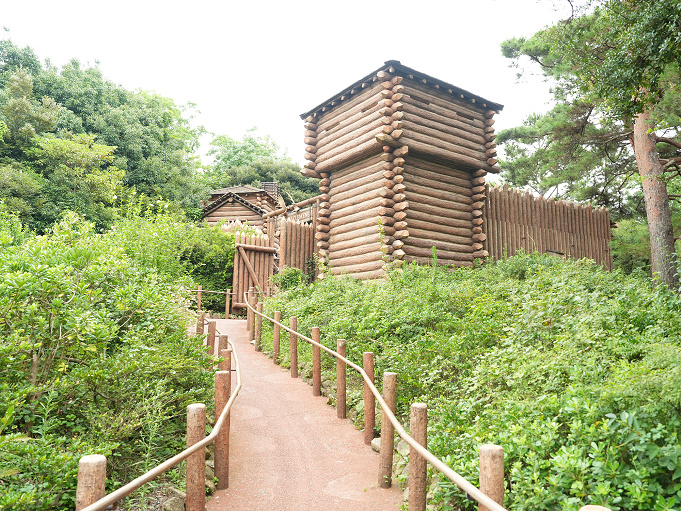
<box><xmin>202</xmin><ymin>184</ymin><xmax>282</xmax><ymax>228</ymax></box>
<box><xmin>300</xmin><ymin>60</ymin><xmax>502</xmax><ymax>279</ymax></box>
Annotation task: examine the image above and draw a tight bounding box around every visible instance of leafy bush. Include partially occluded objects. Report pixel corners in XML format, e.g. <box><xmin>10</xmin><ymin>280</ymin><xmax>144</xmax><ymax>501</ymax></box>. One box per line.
<box><xmin>271</xmin><ymin>266</ymin><xmax>307</xmax><ymax>291</ymax></box>
<box><xmin>259</xmin><ymin>253</ymin><xmax>681</xmax><ymax>511</ymax></box>
<box><xmin>0</xmin><ymin>213</ymin><xmax>214</xmax><ymax>509</ymax></box>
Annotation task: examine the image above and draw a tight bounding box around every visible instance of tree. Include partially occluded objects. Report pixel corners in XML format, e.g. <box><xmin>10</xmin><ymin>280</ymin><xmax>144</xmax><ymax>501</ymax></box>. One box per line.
<box><xmin>203</xmin><ymin>129</ymin><xmax>319</xmax><ymax>204</ymax></box>
<box><xmin>500</xmin><ymin>0</ymin><xmax>681</xmax><ymax>287</ymax></box>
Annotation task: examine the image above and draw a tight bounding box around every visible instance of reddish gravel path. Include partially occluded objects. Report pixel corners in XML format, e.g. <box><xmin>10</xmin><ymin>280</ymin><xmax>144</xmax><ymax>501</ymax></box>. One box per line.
<box><xmin>206</xmin><ymin>319</ymin><xmax>403</xmax><ymax>511</ymax></box>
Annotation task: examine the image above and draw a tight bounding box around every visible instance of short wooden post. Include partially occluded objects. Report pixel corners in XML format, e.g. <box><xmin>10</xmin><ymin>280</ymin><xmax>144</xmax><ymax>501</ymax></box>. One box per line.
<box><xmin>479</xmin><ymin>444</ymin><xmax>504</xmax><ymax>511</ymax></box>
<box><xmin>273</xmin><ymin>310</ymin><xmax>281</xmax><ymax>364</ymax></box>
<box><xmin>336</xmin><ymin>340</ymin><xmax>346</xmax><ymax>419</ymax></box>
<box><xmin>290</xmin><ymin>316</ymin><xmax>298</xmax><ymax>378</ymax></box>
<box><xmin>312</xmin><ymin>327</ymin><xmax>321</xmax><ymax>396</ymax></box>
<box><xmin>218</xmin><ymin>334</ymin><xmax>229</xmax><ymax>355</ymax></box>
<box><xmin>207</xmin><ymin>320</ymin><xmax>216</xmax><ymax>356</ymax></box>
<box><xmin>186</xmin><ymin>403</ymin><xmax>206</xmax><ymax>511</ymax></box>
<box><xmin>255</xmin><ymin>302</ymin><xmax>263</xmax><ymax>351</ymax></box>
<box><xmin>225</xmin><ymin>288</ymin><xmax>231</xmax><ymax>318</ymax></box>
<box><xmin>196</xmin><ymin>312</ymin><xmax>205</xmax><ymax>336</ymax></box>
<box><xmin>197</xmin><ymin>285</ymin><xmax>202</xmax><ymax>312</ymax></box>
<box><xmin>409</xmin><ymin>403</ymin><xmax>428</xmax><ymax>511</ymax></box>
<box><xmin>363</xmin><ymin>352</ymin><xmax>375</xmax><ymax>445</ymax></box>
<box><xmin>219</xmin><ymin>348</ymin><xmax>231</xmax><ymax>372</ymax></box>
<box><xmin>215</xmin><ymin>371</ymin><xmax>231</xmax><ymax>490</ymax></box>
<box><xmin>379</xmin><ymin>372</ymin><xmax>397</xmax><ymax>488</ymax></box>
<box><xmin>75</xmin><ymin>454</ymin><xmax>107</xmax><ymax>510</ymax></box>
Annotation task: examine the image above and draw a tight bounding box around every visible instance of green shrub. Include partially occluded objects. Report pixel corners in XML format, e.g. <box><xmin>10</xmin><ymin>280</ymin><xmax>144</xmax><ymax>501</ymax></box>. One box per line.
<box><xmin>259</xmin><ymin>253</ymin><xmax>681</xmax><ymax>511</ymax></box>
<box><xmin>272</xmin><ymin>266</ymin><xmax>307</xmax><ymax>290</ymax></box>
<box><xmin>0</xmin><ymin>212</ymin><xmax>214</xmax><ymax>509</ymax></box>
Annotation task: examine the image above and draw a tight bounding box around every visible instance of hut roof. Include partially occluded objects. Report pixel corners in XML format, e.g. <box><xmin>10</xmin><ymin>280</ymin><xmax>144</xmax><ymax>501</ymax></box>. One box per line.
<box><xmin>300</xmin><ymin>60</ymin><xmax>504</xmax><ymax>120</ymax></box>
<box><xmin>210</xmin><ymin>185</ymin><xmax>267</xmax><ymax>196</ymax></box>
<box><xmin>202</xmin><ymin>191</ymin><xmax>266</xmax><ymax>217</ymax></box>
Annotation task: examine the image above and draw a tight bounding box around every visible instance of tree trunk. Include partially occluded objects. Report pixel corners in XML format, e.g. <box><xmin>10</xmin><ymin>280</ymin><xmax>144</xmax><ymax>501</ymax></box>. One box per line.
<box><xmin>633</xmin><ymin>111</ymin><xmax>679</xmax><ymax>288</ymax></box>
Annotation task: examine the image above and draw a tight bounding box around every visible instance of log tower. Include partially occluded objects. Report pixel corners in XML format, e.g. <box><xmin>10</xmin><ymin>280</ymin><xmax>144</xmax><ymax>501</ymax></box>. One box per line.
<box><xmin>300</xmin><ymin>60</ymin><xmax>503</xmax><ymax>279</ymax></box>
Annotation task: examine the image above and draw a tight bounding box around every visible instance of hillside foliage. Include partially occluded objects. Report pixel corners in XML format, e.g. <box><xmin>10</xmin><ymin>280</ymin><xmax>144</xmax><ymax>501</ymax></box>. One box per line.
<box><xmin>259</xmin><ymin>255</ymin><xmax>681</xmax><ymax>511</ymax></box>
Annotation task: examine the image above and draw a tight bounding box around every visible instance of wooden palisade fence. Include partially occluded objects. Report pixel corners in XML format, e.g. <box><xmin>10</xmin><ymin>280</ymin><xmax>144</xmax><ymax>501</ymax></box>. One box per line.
<box><xmin>232</xmin><ymin>232</ymin><xmax>276</xmax><ymax>310</ymax></box>
<box><xmin>243</xmin><ymin>289</ymin><xmax>613</xmax><ymax>511</ymax></box>
<box><xmin>76</xmin><ymin>320</ymin><xmax>240</xmax><ymax>511</ymax></box>
<box><xmin>482</xmin><ymin>184</ymin><xmax>613</xmax><ymax>269</ymax></box>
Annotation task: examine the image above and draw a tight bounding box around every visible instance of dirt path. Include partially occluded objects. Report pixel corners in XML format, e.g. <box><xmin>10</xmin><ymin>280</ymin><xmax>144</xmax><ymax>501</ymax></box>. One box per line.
<box><xmin>207</xmin><ymin>319</ymin><xmax>403</xmax><ymax>511</ymax></box>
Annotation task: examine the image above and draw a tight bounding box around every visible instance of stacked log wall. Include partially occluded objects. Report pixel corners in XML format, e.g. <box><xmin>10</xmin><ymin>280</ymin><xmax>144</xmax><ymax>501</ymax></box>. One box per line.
<box><xmin>482</xmin><ymin>184</ymin><xmax>613</xmax><ymax>269</ymax></box>
<box><xmin>400</xmin><ymin>157</ymin><xmax>476</xmax><ymax>267</ymax></box>
<box><xmin>203</xmin><ymin>202</ymin><xmax>264</xmax><ymax>227</ymax></box>
<box><xmin>326</xmin><ymin>155</ymin><xmax>386</xmax><ymax>280</ymax></box>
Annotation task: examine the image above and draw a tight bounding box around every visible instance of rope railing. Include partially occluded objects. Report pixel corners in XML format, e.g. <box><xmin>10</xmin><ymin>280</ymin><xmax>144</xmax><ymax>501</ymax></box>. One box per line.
<box><xmin>243</xmin><ymin>290</ymin><xmax>507</xmax><ymax>511</ymax></box>
<box><xmin>76</xmin><ymin>321</ymin><xmax>242</xmax><ymax>511</ymax></box>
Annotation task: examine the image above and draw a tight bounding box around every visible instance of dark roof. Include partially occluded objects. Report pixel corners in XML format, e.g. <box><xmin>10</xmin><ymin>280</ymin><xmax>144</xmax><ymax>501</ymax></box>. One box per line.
<box><xmin>202</xmin><ymin>191</ymin><xmax>266</xmax><ymax>217</ymax></box>
<box><xmin>300</xmin><ymin>60</ymin><xmax>504</xmax><ymax>120</ymax></box>
<box><xmin>210</xmin><ymin>185</ymin><xmax>265</xmax><ymax>195</ymax></box>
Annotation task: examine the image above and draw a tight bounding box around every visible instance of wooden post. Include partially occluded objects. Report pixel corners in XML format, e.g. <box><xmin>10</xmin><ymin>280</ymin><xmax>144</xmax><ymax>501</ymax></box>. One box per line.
<box><xmin>249</xmin><ymin>288</ymin><xmax>258</xmax><ymax>334</ymax></box>
<box><xmin>207</xmin><ymin>320</ymin><xmax>216</xmax><ymax>356</ymax></box>
<box><xmin>219</xmin><ymin>348</ymin><xmax>231</xmax><ymax>372</ymax></box>
<box><xmin>246</xmin><ymin>287</ymin><xmax>254</xmax><ymax>336</ymax></box>
<box><xmin>409</xmin><ymin>403</ymin><xmax>428</xmax><ymax>511</ymax></box>
<box><xmin>196</xmin><ymin>312</ymin><xmax>205</xmax><ymax>336</ymax></box>
<box><xmin>255</xmin><ymin>302</ymin><xmax>263</xmax><ymax>351</ymax></box>
<box><xmin>379</xmin><ymin>372</ymin><xmax>397</xmax><ymax>488</ymax></box>
<box><xmin>215</xmin><ymin>370</ymin><xmax>231</xmax><ymax>490</ymax></box>
<box><xmin>337</xmin><ymin>340</ymin><xmax>346</xmax><ymax>419</ymax></box>
<box><xmin>273</xmin><ymin>310</ymin><xmax>281</xmax><ymax>364</ymax></box>
<box><xmin>290</xmin><ymin>316</ymin><xmax>298</xmax><ymax>378</ymax></box>
<box><xmin>75</xmin><ymin>454</ymin><xmax>107</xmax><ymax>511</ymax></box>
<box><xmin>225</xmin><ymin>288</ymin><xmax>231</xmax><ymax>318</ymax></box>
<box><xmin>312</xmin><ymin>327</ymin><xmax>321</xmax><ymax>397</ymax></box>
<box><xmin>197</xmin><ymin>285</ymin><xmax>202</xmax><ymax>312</ymax></box>
<box><xmin>218</xmin><ymin>334</ymin><xmax>229</xmax><ymax>357</ymax></box>
<box><xmin>479</xmin><ymin>444</ymin><xmax>504</xmax><ymax>511</ymax></box>
<box><xmin>186</xmin><ymin>403</ymin><xmax>206</xmax><ymax>511</ymax></box>
<box><xmin>363</xmin><ymin>352</ymin><xmax>375</xmax><ymax>445</ymax></box>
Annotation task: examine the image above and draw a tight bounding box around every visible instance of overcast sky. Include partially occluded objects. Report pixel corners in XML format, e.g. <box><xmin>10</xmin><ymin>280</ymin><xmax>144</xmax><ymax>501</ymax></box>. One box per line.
<box><xmin>3</xmin><ymin>0</ymin><xmax>571</xmax><ymax>166</ymax></box>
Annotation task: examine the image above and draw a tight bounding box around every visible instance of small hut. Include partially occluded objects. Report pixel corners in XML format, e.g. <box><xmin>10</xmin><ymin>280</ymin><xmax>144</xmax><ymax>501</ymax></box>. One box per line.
<box><xmin>202</xmin><ymin>184</ymin><xmax>283</xmax><ymax>227</ymax></box>
<box><xmin>300</xmin><ymin>60</ymin><xmax>502</xmax><ymax>279</ymax></box>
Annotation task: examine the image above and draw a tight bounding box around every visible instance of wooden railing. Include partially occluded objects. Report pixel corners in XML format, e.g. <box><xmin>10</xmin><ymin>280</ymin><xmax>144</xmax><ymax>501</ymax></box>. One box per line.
<box><xmin>75</xmin><ymin>319</ymin><xmax>241</xmax><ymax>511</ymax></box>
<box><xmin>243</xmin><ymin>288</ymin><xmax>506</xmax><ymax>511</ymax></box>
<box><xmin>243</xmin><ymin>287</ymin><xmax>612</xmax><ymax>511</ymax></box>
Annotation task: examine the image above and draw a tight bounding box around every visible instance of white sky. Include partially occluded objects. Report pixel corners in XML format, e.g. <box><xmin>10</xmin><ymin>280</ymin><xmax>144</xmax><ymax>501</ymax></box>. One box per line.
<box><xmin>2</xmin><ymin>0</ymin><xmax>571</xmax><ymax>166</ymax></box>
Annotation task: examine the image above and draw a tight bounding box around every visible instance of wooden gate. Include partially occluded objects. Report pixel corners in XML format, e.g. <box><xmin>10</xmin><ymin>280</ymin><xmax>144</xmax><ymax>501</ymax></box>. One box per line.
<box><xmin>232</xmin><ymin>232</ymin><xmax>276</xmax><ymax>310</ymax></box>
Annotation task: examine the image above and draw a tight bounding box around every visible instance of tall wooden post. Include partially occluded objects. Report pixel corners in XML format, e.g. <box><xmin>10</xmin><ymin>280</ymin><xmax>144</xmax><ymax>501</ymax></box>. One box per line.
<box><xmin>225</xmin><ymin>288</ymin><xmax>231</xmax><ymax>318</ymax></box>
<box><xmin>290</xmin><ymin>316</ymin><xmax>298</xmax><ymax>378</ymax></box>
<box><xmin>197</xmin><ymin>285</ymin><xmax>202</xmax><ymax>312</ymax></box>
<box><xmin>255</xmin><ymin>302</ymin><xmax>263</xmax><ymax>351</ymax></box>
<box><xmin>186</xmin><ymin>403</ymin><xmax>206</xmax><ymax>511</ymax></box>
<box><xmin>312</xmin><ymin>327</ymin><xmax>321</xmax><ymax>396</ymax></box>
<box><xmin>246</xmin><ymin>287</ymin><xmax>254</xmax><ymax>336</ymax></box>
<box><xmin>196</xmin><ymin>312</ymin><xmax>205</xmax><ymax>336</ymax></box>
<box><xmin>409</xmin><ymin>403</ymin><xmax>428</xmax><ymax>511</ymax></box>
<box><xmin>479</xmin><ymin>444</ymin><xmax>504</xmax><ymax>511</ymax></box>
<box><xmin>363</xmin><ymin>352</ymin><xmax>375</xmax><ymax>445</ymax></box>
<box><xmin>215</xmin><ymin>371</ymin><xmax>231</xmax><ymax>490</ymax></box>
<box><xmin>75</xmin><ymin>454</ymin><xmax>107</xmax><ymax>511</ymax></box>
<box><xmin>336</xmin><ymin>340</ymin><xmax>346</xmax><ymax>419</ymax></box>
<box><xmin>273</xmin><ymin>310</ymin><xmax>281</xmax><ymax>364</ymax></box>
<box><xmin>378</xmin><ymin>372</ymin><xmax>397</xmax><ymax>488</ymax></box>
<box><xmin>207</xmin><ymin>320</ymin><xmax>216</xmax><ymax>356</ymax></box>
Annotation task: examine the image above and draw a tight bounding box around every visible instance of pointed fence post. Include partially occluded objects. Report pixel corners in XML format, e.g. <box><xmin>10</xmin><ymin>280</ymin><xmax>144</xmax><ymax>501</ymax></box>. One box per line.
<box><xmin>273</xmin><ymin>311</ymin><xmax>281</xmax><ymax>364</ymax></box>
<box><xmin>312</xmin><ymin>327</ymin><xmax>321</xmax><ymax>396</ymax></box>
<box><xmin>479</xmin><ymin>444</ymin><xmax>504</xmax><ymax>511</ymax></box>
<box><xmin>215</xmin><ymin>370</ymin><xmax>231</xmax><ymax>490</ymax></box>
<box><xmin>379</xmin><ymin>372</ymin><xmax>397</xmax><ymax>488</ymax></box>
<box><xmin>186</xmin><ymin>403</ymin><xmax>206</xmax><ymax>511</ymax></box>
<box><xmin>290</xmin><ymin>316</ymin><xmax>298</xmax><ymax>378</ymax></box>
<box><xmin>336</xmin><ymin>340</ymin><xmax>346</xmax><ymax>419</ymax></box>
<box><xmin>409</xmin><ymin>403</ymin><xmax>428</xmax><ymax>511</ymax></box>
<box><xmin>75</xmin><ymin>454</ymin><xmax>107</xmax><ymax>510</ymax></box>
<box><xmin>363</xmin><ymin>352</ymin><xmax>375</xmax><ymax>445</ymax></box>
